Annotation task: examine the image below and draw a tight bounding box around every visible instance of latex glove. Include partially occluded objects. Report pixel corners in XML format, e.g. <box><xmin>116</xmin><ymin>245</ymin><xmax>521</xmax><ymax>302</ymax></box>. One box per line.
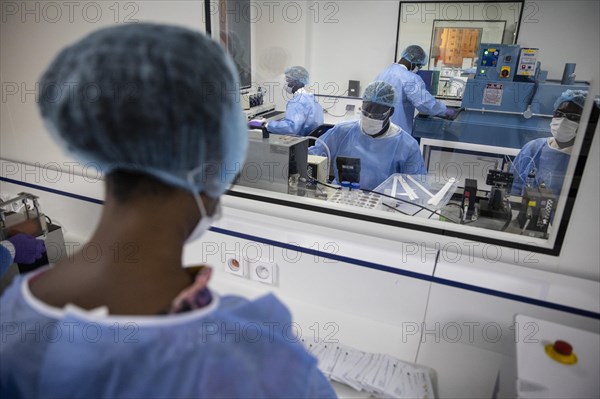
<box><xmin>248</xmin><ymin>118</ymin><xmax>266</xmax><ymax>129</ymax></box>
<box><xmin>8</xmin><ymin>233</ymin><xmax>45</xmax><ymax>264</ymax></box>
<box><xmin>443</xmin><ymin>108</ymin><xmax>457</xmax><ymax>118</ymax></box>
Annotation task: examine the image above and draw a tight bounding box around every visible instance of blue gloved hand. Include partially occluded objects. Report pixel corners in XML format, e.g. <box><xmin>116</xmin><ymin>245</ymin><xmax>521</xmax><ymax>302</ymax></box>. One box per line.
<box><xmin>248</xmin><ymin>119</ymin><xmax>266</xmax><ymax>129</ymax></box>
<box><xmin>7</xmin><ymin>233</ymin><xmax>45</xmax><ymax>264</ymax></box>
<box><xmin>444</xmin><ymin>108</ymin><xmax>457</xmax><ymax>118</ymax></box>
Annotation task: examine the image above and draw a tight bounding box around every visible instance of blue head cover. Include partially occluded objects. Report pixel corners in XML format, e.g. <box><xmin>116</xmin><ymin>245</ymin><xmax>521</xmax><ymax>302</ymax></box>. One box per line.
<box><xmin>554</xmin><ymin>89</ymin><xmax>588</xmax><ymax>111</ymax></box>
<box><xmin>401</xmin><ymin>45</ymin><xmax>427</xmax><ymax>66</ymax></box>
<box><xmin>284</xmin><ymin>66</ymin><xmax>309</xmax><ymax>86</ymax></box>
<box><xmin>39</xmin><ymin>23</ymin><xmax>248</xmax><ymax>198</ymax></box>
<box><xmin>363</xmin><ymin>81</ymin><xmax>396</xmax><ymax>108</ymax></box>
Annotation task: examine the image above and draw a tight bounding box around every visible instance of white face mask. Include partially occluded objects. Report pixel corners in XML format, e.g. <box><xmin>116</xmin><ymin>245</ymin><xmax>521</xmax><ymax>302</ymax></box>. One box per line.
<box><xmin>185</xmin><ymin>196</ymin><xmax>222</xmax><ymax>244</ymax></box>
<box><xmin>285</xmin><ymin>84</ymin><xmax>294</xmax><ymax>94</ymax></box>
<box><xmin>360</xmin><ymin>114</ymin><xmax>385</xmax><ymax>136</ymax></box>
<box><xmin>550</xmin><ymin>117</ymin><xmax>579</xmax><ymax>143</ymax></box>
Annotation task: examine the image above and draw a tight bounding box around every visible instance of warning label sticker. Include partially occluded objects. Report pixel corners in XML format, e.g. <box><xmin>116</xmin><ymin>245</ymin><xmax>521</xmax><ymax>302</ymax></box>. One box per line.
<box><xmin>482</xmin><ymin>83</ymin><xmax>503</xmax><ymax>106</ymax></box>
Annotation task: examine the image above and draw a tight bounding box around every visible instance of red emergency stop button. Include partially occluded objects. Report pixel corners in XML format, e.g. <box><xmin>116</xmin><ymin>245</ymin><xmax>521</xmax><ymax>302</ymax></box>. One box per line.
<box><xmin>553</xmin><ymin>340</ymin><xmax>572</xmax><ymax>355</ymax></box>
<box><xmin>545</xmin><ymin>339</ymin><xmax>578</xmax><ymax>365</ymax></box>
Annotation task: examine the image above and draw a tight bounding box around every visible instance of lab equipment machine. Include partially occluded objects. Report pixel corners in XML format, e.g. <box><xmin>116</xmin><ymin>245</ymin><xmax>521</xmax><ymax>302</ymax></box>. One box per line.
<box><xmin>413</xmin><ymin>44</ymin><xmax>588</xmax><ymax>195</ymax></box>
<box><xmin>414</xmin><ymin>43</ymin><xmax>588</xmax><ymax>150</ymax></box>
<box><xmin>0</xmin><ymin>193</ymin><xmax>66</xmax><ymax>274</ymax></box>
<box><xmin>479</xmin><ymin>169</ymin><xmax>514</xmax><ymax>219</ymax></box>
<box><xmin>517</xmin><ymin>185</ymin><xmax>556</xmax><ymax>237</ymax></box>
<box><xmin>236</xmin><ymin>130</ymin><xmax>309</xmax><ymax>194</ymax></box>
<box><xmin>241</xmin><ymin>87</ymin><xmax>265</xmax><ymax>110</ymax></box>
<box><xmin>411</xmin><ymin>43</ymin><xmax>588</xmax><ymax>235</ymax></box>
<box><xmin>242</xmin><ymin>87</ymin><xmax>284</xmax><ymax>121</ymax></box>
<box><xmin>461</xmin><ymin>178</ymin><xmax>478</xmax><ymax>221</ymax></box>
<box><xmin>307</xmin><ymin>155</ymin><xmax>328</xmax><ymax>185</ymax></box>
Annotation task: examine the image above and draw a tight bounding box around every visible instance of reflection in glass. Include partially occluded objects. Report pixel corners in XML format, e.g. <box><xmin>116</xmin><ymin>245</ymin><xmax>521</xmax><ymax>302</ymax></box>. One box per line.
<box><xmin>229</xmin><ymin>1</ymin><xmax>598</xmax><ymax>252</ymax></box>
<box><xmin>432</xmin><ymin>26</ymin><xmax>481</xmax><ymax>68</ymax></box>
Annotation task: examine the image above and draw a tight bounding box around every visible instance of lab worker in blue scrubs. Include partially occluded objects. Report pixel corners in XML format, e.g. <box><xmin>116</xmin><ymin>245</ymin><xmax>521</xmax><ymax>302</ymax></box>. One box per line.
<box><xmin>376</xmin><ymin>45</ymin><xmax>454</xmax><ymax>134</ymax></box>
<box><xmin>511</xmin><ymin>90</ymin><xmax>588</xmax><ymax>197</ymax></box>
<box><xmin>264</xmin><ymin>66</ymin><xmax>324</xmax><ymax>136</ymax></box>
<box><xmin>309</xmin><ymin>81</ymin><xmax>427</xmax><ymax>190</ymax></box>
<box><xmin>0</xmin><ymin>24</ymin><xmax>336</xmax><ymax>399</ymax></box>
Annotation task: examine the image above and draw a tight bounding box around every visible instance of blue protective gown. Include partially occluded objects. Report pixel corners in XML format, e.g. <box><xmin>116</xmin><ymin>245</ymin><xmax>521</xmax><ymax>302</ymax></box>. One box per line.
<box><xmin>309</xmin><ymin>120</ymin><xmax>427</xmax><ymax>190</ymax></box>
<box><xmin>375</xmin><ymin>64</ymin><xmax>447</xmax><ymax>134</ymax></box>
<box><xmin>510</xmin><ymin>138</ymin><xmax>572</xmax><ymax>196</ymax></box>
<box><xmin>0</xmin><ymin>242</ymin><xmax>14</xmax><ymax>276</ymax></box>
<box><xmin>0</xmin><ymin>271</ymin><xmax>336</xmax><ymax>399</ymax></box>
<box><xmin>267</xmin><ymin>89</ymin><xmax>324</xmax><ymax>136</ymax></box>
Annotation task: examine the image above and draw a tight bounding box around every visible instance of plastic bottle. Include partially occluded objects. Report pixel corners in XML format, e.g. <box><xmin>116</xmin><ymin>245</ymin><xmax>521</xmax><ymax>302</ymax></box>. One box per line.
<box><xmin>350</xmin><ymin>182</ymin><xmax>361</xmax><ymax>204</ymax></box>
<box><xmin>341</xmin><ymin>181</ymin><xmax>351</xmax><ymax>202</ymax></box>
<box><xmin>288</xmin><ymin>173</ymin><xmax>300</xmax><ymax>195</ymax></box>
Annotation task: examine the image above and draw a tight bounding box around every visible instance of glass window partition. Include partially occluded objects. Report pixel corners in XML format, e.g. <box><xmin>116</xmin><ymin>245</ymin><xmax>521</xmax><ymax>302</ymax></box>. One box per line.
<box><xmin>221</xmin><ymin>0</ymin><xmax>598</xmax><ymax>256</ymax></box>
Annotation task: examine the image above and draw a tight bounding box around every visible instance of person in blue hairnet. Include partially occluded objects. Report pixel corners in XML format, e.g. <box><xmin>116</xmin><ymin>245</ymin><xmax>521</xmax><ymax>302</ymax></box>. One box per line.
<box><xmin>511</xmin><ymin>90</ymin><xmax>588</xmax><ymax>197</ymax></box>
<box><xmin>309</xmin><ymin>81</ymin><xmax>426</xmax><ymax>190</ymax></box>
<box><xmin>250</xmin><ymin>66</ymin><xmax>324</xmax><ymax>136</ymax></box>
<box><xmin>0</xmin><ymin>24</ymin><xmax>336</xmax><ymax>399</ymax></box>
<box><xmin>375</xmin><ymin>45</ymin><xmax>454</xmax><ymax>134</ymax></box>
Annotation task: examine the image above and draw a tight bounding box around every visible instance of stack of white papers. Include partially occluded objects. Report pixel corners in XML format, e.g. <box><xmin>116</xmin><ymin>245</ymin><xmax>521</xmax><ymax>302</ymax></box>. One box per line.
<box><xmin>302</xmin><ymin>339</ymin><xmax>436</xmax><ymax>398</ymax></box>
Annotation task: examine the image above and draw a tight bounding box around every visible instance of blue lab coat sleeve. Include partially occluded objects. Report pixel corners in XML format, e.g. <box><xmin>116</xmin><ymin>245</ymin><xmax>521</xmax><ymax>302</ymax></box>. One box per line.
<box><xmin>268</xmin><ymin>93</ymin><xmax>324</xmax><ymax>136</ymax></box>
<box><xmin>409</xmin><ymin>75</ymin><xmax>447</xmax><ymax>116</ymax></box>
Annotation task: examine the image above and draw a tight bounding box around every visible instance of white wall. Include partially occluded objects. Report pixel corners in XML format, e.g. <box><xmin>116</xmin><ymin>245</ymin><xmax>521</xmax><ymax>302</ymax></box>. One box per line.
<box><xmin>518</xmin><ymin>0</ymin><xmax>600</xmax><ymax>82</ymax></box>
<box><xmin>307</xmin><ymin>1</ymin><xmax>399</xmax><ymax>96</ymax></box>
<box><xmin>251</xmin><ymin>1</ymin><xmax>399</xmax><ymax>102</ymax></box>
<box><xmin>0</xmin><ymin>0</ymin><xmax>206</xmax><ymax>170</ymax></box>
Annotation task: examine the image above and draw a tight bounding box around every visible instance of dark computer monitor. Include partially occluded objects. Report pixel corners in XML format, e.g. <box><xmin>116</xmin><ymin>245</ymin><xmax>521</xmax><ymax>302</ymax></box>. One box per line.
<box><xmin>336</xmin><ymin>156</ymin><xmax>361</xmax><ymax>183</ymax></box>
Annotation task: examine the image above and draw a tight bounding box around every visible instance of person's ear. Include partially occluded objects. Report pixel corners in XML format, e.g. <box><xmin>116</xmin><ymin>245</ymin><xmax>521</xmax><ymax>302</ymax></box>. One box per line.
<box><xmin>388</xmin><ymin>107</ymin><xmax>395</xmax><ymax>117</ymax></box>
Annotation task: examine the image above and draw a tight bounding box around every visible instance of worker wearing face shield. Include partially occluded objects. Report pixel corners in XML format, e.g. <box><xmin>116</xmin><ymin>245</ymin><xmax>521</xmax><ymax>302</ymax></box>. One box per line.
<box><xmin>510</xmin><ymin>90</ymin><xmax>588</xmax><ymax>196</ymax></box>
<box><xmin>0</xmin><ymin>24</ymin><xmax>336</xmax><ymax>399</ymax></box>
<box><xmin>309</xmin><ymin>81</ymin><xmax>427</xmax><ymax>190</ymax></box>
<box><xmin>251</xmin><ymin>66</ymin><xmax>324</xmax><ymax>136</ymax></box>
<box><xmin>375</xmin><ymin>45</ymin><xmax>454</xmax><ymax>134</ymax></box>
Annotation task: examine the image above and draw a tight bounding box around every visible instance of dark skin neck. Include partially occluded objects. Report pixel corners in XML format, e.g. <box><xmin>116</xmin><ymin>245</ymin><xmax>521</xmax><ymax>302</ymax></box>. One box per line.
<box><xmin>398</xmin><ymin>58</ymin><xmax>413</xmax><ymax>70</ymax></box>
<box><xmin>29</xmin><ymin>186</ymin><xmax>218</xmax><ymax>315</ymax></box>
<box><xmin>290</xmin><ymin>83</ymin><xmax>304</xmax><ymax>94</ymax></box>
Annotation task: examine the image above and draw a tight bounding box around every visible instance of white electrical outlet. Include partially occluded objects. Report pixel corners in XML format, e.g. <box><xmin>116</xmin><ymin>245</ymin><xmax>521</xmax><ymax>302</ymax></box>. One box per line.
<box><xmin>249</xmin><ymin>259</ymin><xmax>277</xmax><ymax>285</ymax></box>
<box><xmin>224</xmin><ymin>257</ymin><xmax>246</xmax><ymax>277</ymax></box>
